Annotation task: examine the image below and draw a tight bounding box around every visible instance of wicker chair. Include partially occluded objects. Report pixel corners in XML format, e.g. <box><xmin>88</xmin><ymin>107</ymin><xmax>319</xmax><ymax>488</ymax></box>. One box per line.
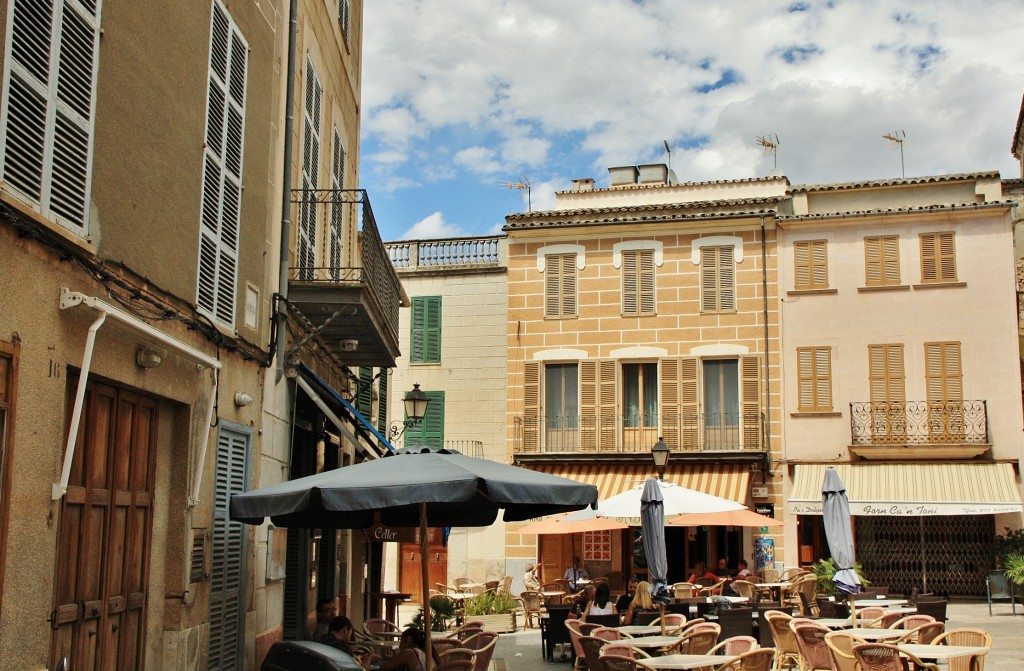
<box><xmin>432</xmin><ymin>638</ymin><xmax>466</xmax><ymax>658</ymax></box>
<box><xmin>680</xmin><ymin>624</ymin><xmax>721</xmax><ymax>655</ymax></box>
<box><xmin>790</xmin><ymin>623</ymin><xmax>832</xmax><ymax>671</ymax></box>
<box><xmin>781</xmin><ymin>568</ymin><xmax>810</xmax><ymax>582</ymax></box>
<box><xmin>436</xmin><ymin>647</ymin><xmax>477</xmax><ymax>665</ymax></box>
<box><xmin>363</xmin><ymin>618</ymin><xmax>402</xmax><ymax>639</ymax></box>
<box><xmin>865</xmin><ymin>611</ymin><xmax>902</xmax><ymax>629</ymax></box>
<box><xmin>700</xmin><ymin>578</ymin><xmax>730</xmax><ymax>597</ymax></box>
<box><xmin>566</xmin><ymin>620</ymin><xmax>602</xmax><ymax>670</ymax></box>
<box><xmin>718</xmin><ymin>607</ymin><xmax>754</xmax><ymax>640</ymax></box>
<box><xmin>461</xmin><ymin>631</ymin><xmax>498</xmax><ymax>671</ymax></box>
<box><xmin>895</xmin><ymin>622</ymin><xmax>944</xmax><ymax>645</ymax></box>
<box><xmin>580</xmin><ymin>635</ymin><xmax>608</xmax><ymax>671</ymax></box>
<box><xmin>600</xmin><ymin>656</ymin><xmax>641</xmax><ymax>671</ymax></box>
<box><xmin>763</xmin><ymin>610</ymin><xmax>800</xmax><ymax>670</ymax></box>
<box><xmin>519</xmin><ymin>591</ymin><xmax>545</xmax><ymax>628</ymax></box>
<box><xmin>707</xmin><ymin>636</ymin><xmax>758</xmax><ymax>657</ymax></box>
<box><xmin>760</xmin><ymin>568</ymin><xmax>780</xmax><ymax>583</ymax></box>
<box><xmin>592</xmin><ymin>626</ymin><xmax>621</xmax><ymax>642</ymax></box>
<box><xmin>853</xmin><ymin>642</ymin><xmax>940</xmax><ymax>671</ymax></box>
<box><xmin>892</xmin><ymin>614</ymin><xmax>935</xmax><ymax>630</ymax></box>
<box><xmin>435</xmin><ymin>660</ymin><xmax>475</xmax><ymax>671</ymax></box>
<box><xmin>672</xmin><ymin>582</ymin><xmax>698</xmax><ymax>598</ymax></box>
<box><xmin>851</xmin><ymin>606</ymin><xmax>886</xmax><ymax>624</ymax></box>
<box><xmin>932</xmin><ymin>629</ymin><xmax>992</xmax><ymax>671</ymax></box>
<box><xmin>914</xmin><ymin>599</ymin><xmax>948</xmax><ymax>622</ymax></box>
<box><xmin>824</xmin><ymin>631</ymin><xmax>862</xmax><ymax>671</ymax></box>
<box><xmin>600</xmin><ymin>643</ymin><xmax>651</xmax><ymax>660</ymax></box>
<box><xmin>650</xmin><ymin>613</ymin><xmax>687</xmax><ymax>634</ymax></box>
<box><xmin>714</xmin><ymin>648</ymin><xmax>776</xmax><ymax>671</ymax></box>
<box><xmin>732</xmin><ymin>580</ymin><xmax>759</xmax><ymax>601</ymax></box>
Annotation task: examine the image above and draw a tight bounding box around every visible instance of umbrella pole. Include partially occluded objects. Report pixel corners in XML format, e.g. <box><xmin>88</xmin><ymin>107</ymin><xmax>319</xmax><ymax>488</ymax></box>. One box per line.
<box><xmin>421</xmin><ymin>502</ymin><xmax>433</xmax><ymax>669</ymax></box>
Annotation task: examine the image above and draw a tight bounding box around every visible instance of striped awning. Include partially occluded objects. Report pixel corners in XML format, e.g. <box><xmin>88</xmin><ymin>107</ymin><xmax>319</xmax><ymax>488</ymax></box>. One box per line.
<box><xmin>788</xmin><ymin>463</ymin><xmax>1023</xmax><ymax>517</ymax></box>
<box><xmin>525</xmin><ymin>463</ymin><xmax>750</xmax><ymax>505</ymax></box>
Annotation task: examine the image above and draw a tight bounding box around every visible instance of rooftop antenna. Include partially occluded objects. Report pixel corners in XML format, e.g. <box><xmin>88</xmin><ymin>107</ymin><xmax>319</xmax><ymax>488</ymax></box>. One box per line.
<box><xmin>756</xmin><ymin>134</ymin><xmax>780</xmax><ymax>171</ymax></box>
<box><xmin>663</xmin><ymin>140</ymin><xmax>672</xmax><ymax>177</ymax></box>
<box><xmin>499</xmin><ymin>174</ymin><xmax>531</xmax><ymax>212</ymax></box>
<box><xmin>882</xmin><ymin>130</ymin><xmax>906</xmax><ymax>178</ymax></box>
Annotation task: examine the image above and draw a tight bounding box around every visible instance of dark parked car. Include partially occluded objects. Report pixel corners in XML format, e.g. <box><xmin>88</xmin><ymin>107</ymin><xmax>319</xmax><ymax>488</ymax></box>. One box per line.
<box><xmin>261</xmin><ymin>640</ymin><xmax>365</xmax><ymax>671</ymax></box>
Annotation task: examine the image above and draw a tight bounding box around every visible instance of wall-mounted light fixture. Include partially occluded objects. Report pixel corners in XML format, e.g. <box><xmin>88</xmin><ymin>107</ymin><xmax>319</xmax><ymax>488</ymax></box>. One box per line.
<box><xmin>234</xmin><ymin>392</ymin><xmax>254</xmax><ymax>407</ymax></box>
<box><xmin>135</xmin><ymin>347</ymin><xmax>162</xmax><ymax>369</ymax></box>
<box><xmin>389</xmin><ymin>383</ymin><xmax>430</xmax><ymax>439</ymax></box>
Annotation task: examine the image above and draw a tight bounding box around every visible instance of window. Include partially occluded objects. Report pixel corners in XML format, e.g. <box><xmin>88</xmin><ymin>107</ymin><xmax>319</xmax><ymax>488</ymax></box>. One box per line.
<box><xmin>700</xmin><ymin>245</ymin><xmax>735</xmax><ymax>312</ymax></box>
<box><xmin>0</xmin><ymin>0</ymin><xmax>102</xmax><ymax>232</ymax></box>
<box><xmin>410</xmin><ymin>296</ymin><xmax>441</xmax><ymax>363</ymax></box>
<box><xmin>197</xmin><ymin>1</ymin><xmax>248</xmax><ymax>326</ymax></box>
<box><xmin>794</xmin><ymin>240</ymin><xmax>828</xmax><ymax>290</ymax></box>
<box><xmin>405</xmin><ymin>390</ymin><xmax>444</xmax><ymax>448</ymax></box>
<box><xmin>298</xmin><ymin>58</ymin><xmax>322</xmax><ymax>280</ymax></box>
<box><xmin>339</xmin><ymin>0</ymin><xmax>351</xmax><ymax>43</ymax></box>
<box><xmin>622</xmin><ymin>250</ymin><xmax>655</xmax><ymax>315</ymax></box>
<box><xmin>622</xmin><ymin>362</ymin><xmax>658</xmax><ymax>449</ymax></box>
<box><xmin>925</xmin><ymin>342</ymin><xmax>962</xmax><ymax>402</ymax></box>
<box><xmin>864</xmin><ymin>235</ymin><xmax>900</xmax><ymax>287</ymax></box>
<box><xmin>545</xmin><ymin>253</ymin><xmax>577</xmax><ymax>317</ymax></box>
<box><xmin>796</xmin><ymin>347</ymin><xmax>832</xmax><ymax>411</ymax></box>
<box><xmin>868</xmin><ymin>344</ymin><xmax>905</xmax><ymax>403</ymax></box>
<box><xmin>545</xmin><ymin>364</ymin><xmax>579</xmax><ymax>450</ymax></box>
<box><xmin>329</xmin><ymin>128</ymin><xmax>345</xmax><ymax>279</ymax></box>
<box><xmin>920</xmin><ymin>232</ymin><xmax>957</xmax><ymax>283</ymax></box>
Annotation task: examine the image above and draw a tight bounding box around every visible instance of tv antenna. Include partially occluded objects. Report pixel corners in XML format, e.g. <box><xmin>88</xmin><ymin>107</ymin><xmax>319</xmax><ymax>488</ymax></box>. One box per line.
<box><xmin>756</xmin><ymin>134</ymin><xmax>780</xmax><ymax>171</ymax></box>
<box><xmin>499</xmin><ymin>174</ymin><xmax>532</xmax><ymax>212</ymax></box>
<box><xmin>882</xmin><ymin>130</ymin><xmax>906</xmax><ymax>178</ymax></box>
<box><xmin>663</xmin><ymin>140</ymin><xmax>672</xmax><ymax>176</ymax></box>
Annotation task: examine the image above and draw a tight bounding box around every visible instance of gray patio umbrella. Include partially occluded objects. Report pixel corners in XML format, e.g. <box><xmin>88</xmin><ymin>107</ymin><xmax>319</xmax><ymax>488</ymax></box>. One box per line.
<box><xmin>822</xmin><ymin>467</ymin><xmax>861</xmax><ymax>594</ymax></box>
<box><xmin>640</xmin><ymin>478</ymin><xmax>670</xmax><ymax>606</ymax></box>
<box><xmin>230</xmin><ymin>445</ymin><xmax>597</xmax><ymax>667</ymax></box>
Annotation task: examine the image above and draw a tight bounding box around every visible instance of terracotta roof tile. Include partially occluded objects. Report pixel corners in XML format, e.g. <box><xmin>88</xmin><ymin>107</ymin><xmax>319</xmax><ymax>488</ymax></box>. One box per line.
<box><xmin>789</xmin><ymin>172</ymin><xmax>1000</xmax><ymax>194</ymax></box>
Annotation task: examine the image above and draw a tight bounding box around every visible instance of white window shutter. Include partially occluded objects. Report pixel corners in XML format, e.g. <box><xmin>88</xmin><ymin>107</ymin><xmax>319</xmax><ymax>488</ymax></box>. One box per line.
<box><xmin>329</xmin><ymin>128</ymin><xmax>345</xmax><ymax>278</ymax></box>
<box><xmin>298</xmin><ymin>59</ymin><xmax>322</xmax><ymax>279</ymax></box>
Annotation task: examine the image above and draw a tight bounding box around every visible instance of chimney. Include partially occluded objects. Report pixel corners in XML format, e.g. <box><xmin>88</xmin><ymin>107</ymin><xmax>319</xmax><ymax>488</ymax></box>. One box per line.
<box><xmin>571</xmin><ymin>178</ymin><xmax>595</xmax><ymax>192</ymax></box>
<box><xmin>638</xmin><ymin>163</ymin><xmax>669</xmax><ymax>185</ymax></box>
<box><xmin>608</xmin><ymin>165</ymin><xmax>639</xmax><ymax>187</ymax></box>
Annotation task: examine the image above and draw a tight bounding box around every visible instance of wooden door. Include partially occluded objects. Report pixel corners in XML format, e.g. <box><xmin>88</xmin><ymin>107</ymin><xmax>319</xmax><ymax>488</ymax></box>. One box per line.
<box><xmin>539</xmin><ymin>535</ymin><xmax>567</xmax><ymax>586</ymax></box>
<box><xmin>51</xmin><ymin>380</ymin><xmax>158</xmax><ymax>671</ymax></box>
<box><xmin>399</xmin><ymin>528</ymin><xmax>446</xmax><ymax>602</ymax></box>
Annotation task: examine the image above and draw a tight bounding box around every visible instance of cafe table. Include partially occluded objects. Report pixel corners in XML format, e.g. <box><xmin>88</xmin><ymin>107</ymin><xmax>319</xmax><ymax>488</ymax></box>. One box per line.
<box><xmin>841</xmin><ymin>628</ymin><xmax>906</xmax><ymax>641</ymax></box>
<box><xmin>618</xmin><ymin>635</ymin><xmax>684</xmax><ymax>651</ymax></box>
<box><xmin>852</xmin><ymin>598</ymin><xmax>908</xmax><ymax>608</ymax></box>
<box><xmin>809</xmin><ymin>618</ymin><xmax>858</xmax><ymax>629</ymax></box>
<box><xmin>637</xmin><ymin>653</ymin><xmax>725</xmax><ymax>670</ymax></box>
<box><xmin>897</xmin><ymin>644</ymin><xmax>990</xmax><ymax>661</ymax></box>
<box><xmin>616</xmin><ymin>625</ymin><xmax>663</xmax><ymax>637</ymax></box>
<box><xmin>541</xmin><ymin>590</ymin><xmax>567</xmax><ymax>604</ymax></box>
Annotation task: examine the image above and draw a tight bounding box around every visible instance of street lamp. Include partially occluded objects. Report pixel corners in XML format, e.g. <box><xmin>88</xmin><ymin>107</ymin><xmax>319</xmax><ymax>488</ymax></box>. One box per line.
<box><xmin>390</xmin><ymin>383</ymin><xmax>429</xmax><ymax>438</ymax></box>
<box><xmin>651</xmin><ymin>436</ymin><xmax>669</xmax><ymax>480</ymax></box>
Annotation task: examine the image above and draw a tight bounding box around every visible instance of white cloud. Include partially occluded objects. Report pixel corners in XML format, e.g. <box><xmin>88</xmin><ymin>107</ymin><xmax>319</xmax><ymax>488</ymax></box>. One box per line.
<box><xmin>362</xmin><ymin>1</ymin><xmax>1024</xmax><ymax>237</ymax></box>
<box><xmin>400</xmin><ymin>211</ymin><xmax>470</xmax><ymax>240</ymax></box>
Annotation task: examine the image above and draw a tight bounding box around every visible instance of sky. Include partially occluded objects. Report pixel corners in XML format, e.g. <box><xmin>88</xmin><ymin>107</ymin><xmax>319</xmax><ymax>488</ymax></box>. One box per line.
<box><xmin>359</xmin><ymin>1</ymin><xmax>1024</xmax><ymax>242</ymax></box>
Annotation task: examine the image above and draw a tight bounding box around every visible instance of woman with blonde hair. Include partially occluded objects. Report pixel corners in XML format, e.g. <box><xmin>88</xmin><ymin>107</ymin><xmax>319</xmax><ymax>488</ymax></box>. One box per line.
<box><xmin>622</xmin><ymin>580</ymin><xmax>655</xmax><ymax>625</ymax></box>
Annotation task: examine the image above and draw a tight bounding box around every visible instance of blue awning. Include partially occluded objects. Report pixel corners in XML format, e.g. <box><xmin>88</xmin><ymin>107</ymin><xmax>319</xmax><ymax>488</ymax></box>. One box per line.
<box><xmin>297</xmin><ymin>363</ymin><xmax>396</xmax><ymax>456</ymax></box>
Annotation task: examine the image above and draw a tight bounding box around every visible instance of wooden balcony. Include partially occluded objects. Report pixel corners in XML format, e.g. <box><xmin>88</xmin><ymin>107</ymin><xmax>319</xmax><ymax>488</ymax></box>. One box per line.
<box><xmin>848</xmin><ymin>400</ymin><xmax>990</xmax><ymax>460</ymax></box>
<box><xmin>288</xmin><ymin>189</ymin><xmax>402</xmax><ymax>367</ymax></box>
<box><xmin>512</xmin><ymin>412</ymin><xmax>765</xmax><ymax>458</ymax></box>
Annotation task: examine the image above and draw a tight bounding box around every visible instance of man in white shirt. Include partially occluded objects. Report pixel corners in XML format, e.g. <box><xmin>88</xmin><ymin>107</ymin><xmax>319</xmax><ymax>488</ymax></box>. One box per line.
<box><xmin>564</xmin><ymin>556</ymin><xmax>589</xmax><ymax>592</ymax></box>
<box><xmin>524</xmin><ymin>563</ymin><xmax>541</xmax><ymax>591</ymax></box>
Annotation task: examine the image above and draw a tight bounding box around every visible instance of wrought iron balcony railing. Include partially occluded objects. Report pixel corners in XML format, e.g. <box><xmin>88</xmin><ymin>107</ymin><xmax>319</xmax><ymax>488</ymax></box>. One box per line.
<box><xmin>513</xmin><ymin>412</ymin><xmax>765</xmax><ymax>454</ymax></box>
<box><xmin>289</xmin><ymin>188</ymin><xmax>401</xmax><ymax>345</ymax></box>
<box><xmin>392</xmin><ymin>438</ymin><xmax>484</xmax><ymax>458</ymax></box>
<box><xmin>849</xmin><ymin>400</ymin><xmax>988</xmax><ymax>445</ymax></box>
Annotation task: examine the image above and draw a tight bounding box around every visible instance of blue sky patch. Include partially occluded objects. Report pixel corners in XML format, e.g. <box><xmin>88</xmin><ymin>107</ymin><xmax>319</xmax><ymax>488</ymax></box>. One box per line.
<box><xmin>788</xmin><ymin>2</ymin><xmax>810</xmax><ymax>12</ymax></box>
<box><xmin>695</xmin><ymin>68</ymin><xmax>741</xmax><ymax>93</ymax></box>
<box><xmin>779</xmin><ymin>44</ymin><xmax>822</xmax><ymax>64</ymax></box>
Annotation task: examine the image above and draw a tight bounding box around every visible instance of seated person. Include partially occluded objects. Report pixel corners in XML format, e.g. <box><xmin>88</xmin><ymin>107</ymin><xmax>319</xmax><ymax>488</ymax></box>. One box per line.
<box><xmin>713</xmin><ymin>558</ymin><xmax>730</xmax><ymax>577</ymax></box>
<box><xmin>320</xmin><ymin>616</ymin><xmax>360</xmax><ymax>655</ymax></box>
<box><xmin>622</xmin><ymin>580</ymin><xmax>655</xmax><ymax>625</ymax></box>
<box><xmin>310</xmin><ymin>597</ymin><xmax>336</xmax><ymax>641</ymax></box>
<box><xmin>582</xmin><ymin>583</ymin><xmax>618</xmax><ymax>622</ymax></box>
<box><xmin>687</xmin><ymin>561</ymin><xmax>718</xmax><ymax>585</ymax></box>
<box><xmin>572</xmin><ymin>584</ymin><xmax>596</xmax><ymax>616</ymax></box>
<box><xmin>369</xmin><ymin>627</ymin><xmax>432</xmax><ymax>671</ymax></box>
<box><xmin>730</xmin><ymin>559</ymin><xmax>757</xmax><ymax>594</ymax></box>
<box><xmin>524</xmin><ymin>563</ymin><xmax>541</xmax><ymax>592</ymax></box>
<box><xmin>564</xmin><ymin>556</ymin><xmax>589</xmax><ymax>592</ymax></box>
<box><xmin>615</xmin><ymin>577</ymin><xmax>639</xmax><ymax>613</ymax></box>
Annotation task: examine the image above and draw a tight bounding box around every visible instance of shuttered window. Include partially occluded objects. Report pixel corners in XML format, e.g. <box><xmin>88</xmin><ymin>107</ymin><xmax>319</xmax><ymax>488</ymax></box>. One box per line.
<box><xmin>410</xmin><ymin>296</ymin><xmax>441</xmax><ymax>363</ymax></box>
<box><xmin>622</xmin><ymin>249</ymin><xmax>656</xmax><ymax>315</ymax></box>
<box><xmin>580</xmin><ymin>360</ymin><xmax>617</xmax><ymax>450</ymax></box>
<box><xmin>376</xmin><ymin>370</ymin><xmax>389</xmax><ymax>435</ymax></box>
<box><xmin>0</xmin><ymin>0</ymin><xmax>102</xmax><ymax>232</ymax></box>
<box><xmin>796</xmin><ymin>346</ymin><xmax>832</xmax><ymax>411</ymax></box>
<box><xmin>700</xmin><ymin>245</ymin><xmax>735</xmax><ymax>312</ymax></box>
<box><xmin>925</xmin><ymin>342</ymin><xmax>962</xmax><ymax>402</ymax></box>
<box><xmin>522</xmin><ymin>361</ymin><xmax>541</xmax><ymax>451</ymax></box>
<box><xmin>339</xmin><ymin>0</ymin><xmax>351</xmax><ymax>42</ymax></box>
<box><xmin>209</xmin><ymin>425</ymin><xmax>250</xmax><ymax>671</ymax></box>
<box><xmin>298</xmin><ymin>58</ymin><xmax>322</xmax><ymax>280</ymax></box>
<box><xmin>868</xmin><ymin>344</ymin><xmax>905</xmax><ymax>402</ymax></box>
<box><xmin>864</xmin><ymin>235</ymin><xmax>901</xmax><ymax>287</ymax></box>
<box><xmin>329</xmin><ymin>128</ymin><xmax>346</xmax><ymax>279</ymax></box>
<box><xmin>545</xmin><ymin>253</ymin><xmax>577</xmax><ymax>318</ymax></box>
<box><xmin>794</xmin><ymin>240</ymin><xmax>828</xmax><ymax>290</ymax></box>
<box><xmin>197</xmin><ymin>1</ymin><xmax>248</xmax><ymax>327</ymax></box>
<box><xmin>357</xmin><ymin>367</ymin><xmax>373</xmax><ymax>415</ymax></box>
<box><xmin>405</xmin><ymin>390</ymin><xmax>444</xmax><ymax>448</ymax></box>
<box><xmin>920</xmin><ymin>232</ymin><xmax>957</xmax><ymax>283</ymax></box>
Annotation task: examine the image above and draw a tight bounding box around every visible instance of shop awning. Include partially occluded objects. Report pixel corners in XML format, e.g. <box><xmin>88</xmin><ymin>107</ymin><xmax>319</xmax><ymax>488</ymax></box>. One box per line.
<box><xmin>788</xmin><ymin>463</ymin><xmax>1023</xmax><ymax>516</ymax></box>
<box><xmin>525</xmin><ymin>463</ymin><xmax>750</xmax><ymax>505</ymax></box>
<box><xmin>297</xmin><ymin>363</ymin><xmax>395</xmax><ymax>458</ymax></box>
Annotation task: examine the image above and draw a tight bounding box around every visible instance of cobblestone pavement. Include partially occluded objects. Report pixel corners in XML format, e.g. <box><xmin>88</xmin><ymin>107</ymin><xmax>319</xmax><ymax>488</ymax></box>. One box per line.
<box><xmin>401</xmin><ymin>599</ymin><xmax>1024</xmax><ymax>670</ymax></box>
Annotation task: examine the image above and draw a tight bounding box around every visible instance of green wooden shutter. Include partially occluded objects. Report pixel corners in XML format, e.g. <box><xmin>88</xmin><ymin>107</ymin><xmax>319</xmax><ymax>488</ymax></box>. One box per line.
<box><xmin>410</xmin><ymin>296</ymin><xmax>442</xmax><ymax>363</ymax></box>
<box><xmin>405</xmin><ymin>390</ymin><xmax>444</xmax><ymax>448</ymax></box>
<box><xmin>376</xmin><ymin>370</ymin><xmax>388</xmax><ymax>434</ymax></box>
<box><xmin>357</xmin><ymin>367</ymin><xmax>373</xmax><ymax>415</ymax></box>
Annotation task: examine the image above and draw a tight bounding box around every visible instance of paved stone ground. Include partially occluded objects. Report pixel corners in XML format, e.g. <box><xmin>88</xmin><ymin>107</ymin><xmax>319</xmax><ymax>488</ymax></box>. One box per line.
<box><xmin>399</xmin><ymin>599</ymin><xmax>1024</xmax><ymax>670</ymax></box>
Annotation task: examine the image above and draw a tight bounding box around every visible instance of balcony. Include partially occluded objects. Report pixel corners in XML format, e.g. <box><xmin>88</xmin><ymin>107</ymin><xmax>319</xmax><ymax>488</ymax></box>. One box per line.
<box><xmin>849</xmin><ymin>400</ymin><xmax>990</xmax><ymax>460</ymax></box>
<box><xmin>386</xmin><ymin>235</ymin><xmax>506</xmax><ymax>273</ymax></box>
<box><xmin>512</xmin><ymin>412</ymin><xmax>765</xmax><ymax>458</ymax></box>
<box><xmin>288</xmin><ymin>189</ymin><xmax>402</xmax><ymax>367</ymax></box>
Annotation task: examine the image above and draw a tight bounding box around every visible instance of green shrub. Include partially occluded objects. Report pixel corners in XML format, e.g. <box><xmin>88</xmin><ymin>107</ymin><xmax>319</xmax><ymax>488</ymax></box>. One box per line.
<box><xmin>463</xmin><ymin>590</ymin><xmax>518</xmax><ymax>615</ymax></box>
<box><xmin>810</xmin><ymin>558</ymin><xmax>868</xmax><ymax>597</ymax></box>
<box><xmin>1003</xmin><ymin>553</ymin><xmax>1024</xmax><ymax>585</ymax></box>
<box><xmin>406</xmin><ymin>595</ymin><xmax>457</xmax><ymax>632</ymax></box>
<box><xmin>994</xmin><ymin>528</ymin><xmax>1024</xmax><ymax>567</ymax></box>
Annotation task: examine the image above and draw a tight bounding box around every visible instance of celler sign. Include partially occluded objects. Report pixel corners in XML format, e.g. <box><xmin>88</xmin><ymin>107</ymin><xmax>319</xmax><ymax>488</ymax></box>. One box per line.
<box><xmin>364</xmin><ymin>522</ymin><xmax>416</xmax><ymax>543</ymax></box>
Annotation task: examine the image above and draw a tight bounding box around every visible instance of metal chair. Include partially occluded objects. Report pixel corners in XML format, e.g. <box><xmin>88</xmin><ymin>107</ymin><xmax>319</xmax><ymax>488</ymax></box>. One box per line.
<box><xmin>986</xmin><ymin>570</ymin><xmax>1017</xmax><ymax>615</ymax></box>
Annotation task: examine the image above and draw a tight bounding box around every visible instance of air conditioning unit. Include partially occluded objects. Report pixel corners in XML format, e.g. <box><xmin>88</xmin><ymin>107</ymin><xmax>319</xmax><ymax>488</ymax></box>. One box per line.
<box><xmin>751</xmin><ymin>486</ymin><xmax>768</xmax><ymax>498</ymax></box>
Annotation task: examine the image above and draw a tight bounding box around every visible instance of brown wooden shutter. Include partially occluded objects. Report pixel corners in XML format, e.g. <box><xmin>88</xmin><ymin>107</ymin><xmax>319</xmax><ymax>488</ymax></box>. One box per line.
<box><xmin>719</xmin><ymin>246</ymin><xmax>735</xmax><ymax>311</ymax></box>
<box><xmin>797</xmin><ymin>347</ymin><xmax>832</xmax><ymax>411</ymax></box>
<box><xmin>660</xmin><ymin>358</ymin><xmax>679</xmax><ymax>449</ymax></box>
<box><xmin>598</xmin><ymin>360</ymin><xmax>617</xmax><ymax>450</ymax></box>
<box><xmin>881</xmin><ymin>236</ymin><xmax>900</xmax><ymax>285</ymax></box>
<box><xmin>545</xmin><ymin>255</ymin><xmax>561</xmax><ymax>317</ymax></box>
<box><xmin>869</xmin><ymin>344</ymin><xmax>905</xmax><ymax>403</ymax></box>
<box><xmin>795</xmin><ymin>240</ymin><xmax>827</xmax><ymax>290</ymax></box>
<box><xmin>740</xmin><ymin>355</ymin><xmax>761</xmax><ymax>449</ymax></box>
<box><xmin>639</xmin><ymin>250</ymin><xmax>655</xmax><ymax>314</ymax></box>
<box><xmin>925</xmin><ymin>342</ymin><xmax>962</xmax><ymax>402</ymax></box>
<box><xmin>700</xmin><ymin>246</ymin><xmax>718</xmax><ymax>312</ymax></box>
<box><xmin>523</xmin><ymin>362</ymin><xmax>540</xmax><ymax>451</ymax></box>
<box><xmin>794</xmin><ymin>241</ymin><xmax>811</xmax><ymax>289</ymax></box>
<box><xmin>579</xmin><ymin>361</ymin><xmax>597</xmax><ymax>450</ymax></box>
<box><xmin>622</xmin><ymin>250</ymin><xmax>638</xmax><ymax>315</ymax></box>
<box><xmin>659</xmin><ymin>357</ymin><xmax>699</xmax><ymax>450</ymax></box>
<box><xmin>561</xmin><ymin>254</ymin><xmax>577</xmax><ymax>316</ymax></box>
<box><xmin>797</xmin><ymin>348</ymin><xmax>814</xmax><ymax>410</ymax></box>
<box><xmin>921</xmin><ymin>232</ymin><xmax>956</xmax><ymax>282</ymax></box>
<box><xmin>811</xmin><ymin>240</ymin><xmax>828</xmax><ymax>288</ymax></box>
<box><xmin>865</xmin><ymin>237</ymin><xmax>882</xmax><ymax>286</ymax></box>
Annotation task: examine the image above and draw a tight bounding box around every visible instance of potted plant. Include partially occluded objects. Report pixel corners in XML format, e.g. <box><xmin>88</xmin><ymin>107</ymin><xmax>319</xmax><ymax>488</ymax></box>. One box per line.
<box><xmin>407</xmin><ymin>595</ymin><xmax>457</xmax><ymax>632</ymax></box>
<box><xmin>810</xmin><ymin>558</ymin><xmax>868</xmax><ymax>597</ymax></box>
<box><xmin>463</xmin><ymin>590</ymin><xmax>519</xmax><ymax>633</ymax></box>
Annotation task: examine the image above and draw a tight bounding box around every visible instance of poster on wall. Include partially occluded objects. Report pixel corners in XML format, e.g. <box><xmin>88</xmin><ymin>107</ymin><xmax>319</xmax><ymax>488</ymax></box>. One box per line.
<box><xmin>266</xmin><ymin>526</ymin><xmax>287</xmax><ymax>582</ymax></box>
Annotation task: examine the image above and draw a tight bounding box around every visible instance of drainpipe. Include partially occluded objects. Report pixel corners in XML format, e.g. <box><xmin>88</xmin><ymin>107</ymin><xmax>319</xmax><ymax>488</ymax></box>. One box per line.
<box><xmin>274</xmin><ymin>0</ymin><xmax>299</xmax><ymax>381</ymax></box>
<box><xmin>761</xmin><ymin>215</ymin><xmax>772</xmax><ymax>465</ymax></box>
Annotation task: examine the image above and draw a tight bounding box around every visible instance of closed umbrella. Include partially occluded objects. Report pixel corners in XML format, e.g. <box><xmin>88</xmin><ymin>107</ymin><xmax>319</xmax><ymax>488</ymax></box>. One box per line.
<box><xmin>822</xmin><ymin>467</ymin><xmax>861</xmax><ymax>594</ymax></box>
<box><xmin>230</xmin><ymin>445</ymin><xmax>598</xmax><ymax>668</ymax></box>
<box><xmin>640</xmin><ymin>478</ymin><xmax>670</xmax><ymax>607</ymax></box>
